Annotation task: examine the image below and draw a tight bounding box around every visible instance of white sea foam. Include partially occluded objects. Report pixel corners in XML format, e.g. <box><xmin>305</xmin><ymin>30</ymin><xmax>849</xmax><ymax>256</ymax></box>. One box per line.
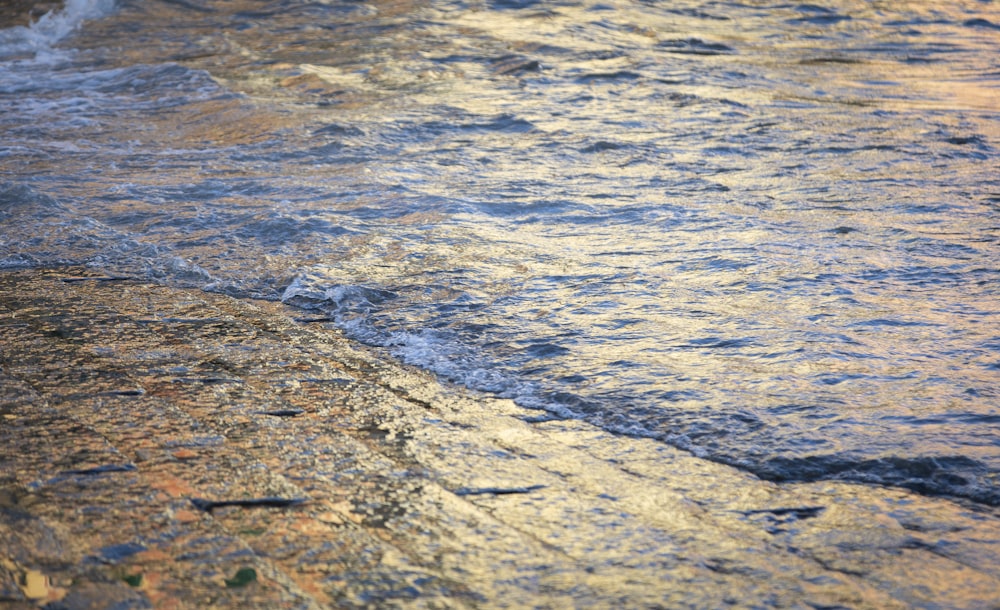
<box><xmin>280</xmin><ymin>272</ymin><xmax>557</xmax><ymax>411</ymax></box>
<box><xmin>0</xmin><ymin>0</ymin><xmax>115</xmax><ymax>60</ymax></box>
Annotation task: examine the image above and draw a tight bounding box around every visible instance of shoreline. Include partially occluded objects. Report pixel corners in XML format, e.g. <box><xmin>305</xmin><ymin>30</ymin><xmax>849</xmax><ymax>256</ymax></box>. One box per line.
<box><xmin>2</xmin><ymin>267</ymin><xmax>999</xmax><ymax>607</ymax></box>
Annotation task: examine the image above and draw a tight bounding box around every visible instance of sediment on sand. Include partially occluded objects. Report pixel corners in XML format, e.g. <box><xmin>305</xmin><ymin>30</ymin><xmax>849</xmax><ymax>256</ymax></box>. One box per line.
<box><xmin>1</xmin><ymin>268</ymin><xmax>999</xmax><ymax>608</ymax></box>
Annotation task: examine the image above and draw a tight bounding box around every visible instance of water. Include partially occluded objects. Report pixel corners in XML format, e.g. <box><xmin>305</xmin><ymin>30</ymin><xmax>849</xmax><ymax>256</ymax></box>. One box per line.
<box><xmin>2</xmin><ymin>0</ymin><xmax>998</xmax><ymax>506</ymax></box>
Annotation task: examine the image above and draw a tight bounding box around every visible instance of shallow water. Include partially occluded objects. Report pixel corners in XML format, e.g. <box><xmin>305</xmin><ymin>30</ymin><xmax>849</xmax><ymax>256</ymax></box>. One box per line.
<box><xmin>1</xmin><ymin>0</ymin><xmax>999</xmax><ymax>505</ymax></box>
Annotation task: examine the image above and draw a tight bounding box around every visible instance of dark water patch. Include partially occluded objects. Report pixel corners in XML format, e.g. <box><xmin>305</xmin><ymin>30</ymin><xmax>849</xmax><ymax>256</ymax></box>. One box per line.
<box><xmin>810</xmin><ymin>143</ymin><xmax>899</xmax><ymax>155</ymax></box>
<box><xmin>490</xmin><ymin>54</ymin><xmax>542</xmax><ymax>76</ymax></box>
<box><xmin>658</xmin><ymin>38</ymin><xmax>735</xmax><ymax>55</ymax></box>
<box><xmin>573</xmin><ymin>70</ymin><xmax>642</xmax><ymax>83</ymax></box>
<box><xmin>673</xmin><ymin>337</ymin><xmax>756</xmax><ymax>350</ymax></box>
<box><xmin>661</xmin><ymin>6</ymin><xmax>730</xmax><ymax>21</ymax></box>
<box><xmin>945</xmin><ymin>135</ymin><xmax>983</xmax><ymax>146</ymax></box>
<box><xmin>677</xmin><ymin>255</ymin><xmax>752</xmax><ymax>272</ymax></box>
<box><xmin>522</xmin><ymin>341</ymin><xmax>572</xmax><ymax>359</ymax></box>
<box><xmin>437</xmin><ymin>297</ymin><xmax>489</xmax><ymax>315</ymax></box>
<box><xmin>814</xmin><ymin>373</ymin><xmax>866</xmax><ymax>386</ymax></box>
<box><xmin>799</xmin><ymin>56</ymin><xmax>862</xmax><ymax>65</ymax></box>
<box><xmin>913</xmin><ymin>229</ymin><xmax>986</xmax><ymax>257</ymax></box>
<box><xmin>882</xmin><ymin>18</ymin><xmax>952</xmax><ymax>28</ymax></box>
<box><xmin>313</xmin><ymin>122</ymin><xmax>366</xmax><ymax>137</ymax></box>
<box><xmin>160</xmin><ymin>0</ymin><xmax>215</xmax><ymax>12</ymax></box>
<box><xmin>520</xmin><ymin>413</ymin><xmax>561</xmax><ymax>424</ymax></box>
<box><xmin>594</xmin><ymin>317</ymin><xmax>644</xmax><ymax>330</ymax></box>
<box><xmin>487</xmin><ymin>0</ymin><xmax>546</xmax><ymax>10</ymax></box>
<box><xmin>766</xmin><ymin>403</ymin><xmax>835</xmax><ymax>418</ymax></box>
<box><xmin>756</xmin><ymin>454</ymin><xmax>999</xmax><ymax>506</ymax></box>
<box><xmin>903</xmin><ymin>55</ymin><xmax>938</xmax><ymax>64</ymax></box>
<box><xmin>979</xmin><ymin>337</ymin><xmax>1000</xmax><ymax>352</ymax></box>
<box><xmin>235</xmin><ymin>214</ymin><xmax>355</xmax><ymax>246</ymax></box>
<box><xmin>473</xmin><ymin>197</ymin><xmax>584</xmax><ymax>219</ymax></box>
<box><xmin>963</xmin><ymin>18</ymin><xmax>1000</xmax><ymax>31</ymax></box>
<box><xmin>892</xmin><ymin>269</ymin><xmax>972</xmax><ymax>289</ymax></box>
<box><xmin>579</xmin><ymin>140</ymin><xmax>627</xmax><ymax>153</ymax></box>
<box><xmin>303</xmin><ymin>140</ymin><xmax>347</xmax><ymax>156</ymax></box>
<box><xmin>738</xmin><ymin>506</ymin><xmax>825</xmax><ymax>535</ymax></box>
<box><xmin>0</xmin><ymin>181</ymin><xmax>67</xmax><ymax>215</ymax></box>
<box><xmin>739</xmin><ymin>506</ymin><xmax>824</xmax><ymax>520</ymax></box>
<box><xmin>660</xmin><ymin>177</ymin><xmax>732</xmax><ymax>195</ymax></box>
<box><xmin>658</xmin><ymin>389</ymin><xmax>710</xmax><ymax>402</ymax></box>
<box><xmin>375</xmin><ymin>112</ymin><xmax>537</xmax><ymax>149</ymax></box>
<box><xmin>647</xmin><ymin>410</ymin><xmax>770</xmax><ymax>454</ymax></box>
<box><xmin>851</xmin><ymin>318</ymin><xmax>938</xmax><ymax>329</ymax></box>
<box><xmin>429</xmin><ymin>114</ymin><xmax>536</xmax><ymax>134</ymax></box>
<box><xmin>787</xmin><ymin>4</ymin><xmax>850</xmax><ymax>26</ymax></box>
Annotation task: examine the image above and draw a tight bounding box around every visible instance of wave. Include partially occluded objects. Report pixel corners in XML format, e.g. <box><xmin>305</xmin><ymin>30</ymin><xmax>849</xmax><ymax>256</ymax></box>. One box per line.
<box><xmin>0</xmin><ymin>181</ymin><xmax>214</xmax><ymax>283</ymax></box>
<box><xmin>277</xmin><ymin>269</ymin><xmax>1000</xmax><ymax>507</ymax></box>
<box><xmin>0</xmin><ymin>0</ymin><xmax>115</xmax><ymax>60</ymax></box>
<box><xmin>756</xmin><ymin>454</ymin><xmax>999</xmax><ymax>507</ymax></box>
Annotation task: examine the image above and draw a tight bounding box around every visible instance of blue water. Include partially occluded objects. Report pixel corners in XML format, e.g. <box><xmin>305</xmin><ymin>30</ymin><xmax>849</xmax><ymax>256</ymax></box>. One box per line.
<box><xmin>2</xmin><ymin>0</ymin><xmax>999</xmax><ymax>505</ymax></box>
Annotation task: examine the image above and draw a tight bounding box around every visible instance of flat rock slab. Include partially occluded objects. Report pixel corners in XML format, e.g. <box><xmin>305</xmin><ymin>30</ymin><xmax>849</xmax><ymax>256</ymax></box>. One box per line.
<box><xmin>1</xmin><ymin>268</ymin><xmax>998</xmax><ymax>608</ymax></box>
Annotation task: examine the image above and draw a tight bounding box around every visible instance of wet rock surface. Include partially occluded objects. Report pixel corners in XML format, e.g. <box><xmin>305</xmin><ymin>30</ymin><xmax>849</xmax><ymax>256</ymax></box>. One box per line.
<box><xmin>0</xmin><ymin>1</ymin><xmax>63</xmax><ymax>28</ymax></box>
<box><xmin>1</xmin><ymin>268</ymin><xmax>998</xmax><ymax>608</ymax></box>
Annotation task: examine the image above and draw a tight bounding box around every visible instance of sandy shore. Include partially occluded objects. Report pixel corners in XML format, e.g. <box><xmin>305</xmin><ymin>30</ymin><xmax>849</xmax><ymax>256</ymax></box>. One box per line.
<box><xmin>1</xmin><ymin>267</ymin><xmax>998</xmax><ymax>608</ymax></box>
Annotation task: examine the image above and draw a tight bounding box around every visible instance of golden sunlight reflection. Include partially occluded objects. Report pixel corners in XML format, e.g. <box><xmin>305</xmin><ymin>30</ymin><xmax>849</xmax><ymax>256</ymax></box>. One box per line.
<box><xmin>2</xmin><ymin>0</ymin><xmax>1000</xmax><ymax>605</ymax></box>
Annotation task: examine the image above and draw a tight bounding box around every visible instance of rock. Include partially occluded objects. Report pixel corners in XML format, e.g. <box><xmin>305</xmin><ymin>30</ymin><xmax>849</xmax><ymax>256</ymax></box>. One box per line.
<box><xmin>1</xmin><ymin>268</ymin><xmax>998</xmax><ymax>608</ymax></box>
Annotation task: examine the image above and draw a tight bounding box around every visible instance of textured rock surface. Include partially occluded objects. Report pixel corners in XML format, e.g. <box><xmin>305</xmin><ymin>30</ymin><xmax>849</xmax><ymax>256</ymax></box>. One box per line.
<box><xmin>1</xmin><ymin>268</ymin><xmax>998</xmax><ymax>608</ymax></box>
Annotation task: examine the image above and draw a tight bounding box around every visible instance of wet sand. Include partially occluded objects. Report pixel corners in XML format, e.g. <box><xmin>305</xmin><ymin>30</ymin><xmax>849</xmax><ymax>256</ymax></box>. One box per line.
<box><xmin>1</xmin><ymin>267</ymin><xmax>998</xmax><ymax>608</ymax></box>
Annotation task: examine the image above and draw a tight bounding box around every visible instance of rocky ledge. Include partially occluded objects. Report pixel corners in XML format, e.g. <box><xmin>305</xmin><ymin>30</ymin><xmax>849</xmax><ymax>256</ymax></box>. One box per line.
<box><xmin>1</xmin><ymin>268</ymin><xmax>998</xmax><ymax>608</ymax></box>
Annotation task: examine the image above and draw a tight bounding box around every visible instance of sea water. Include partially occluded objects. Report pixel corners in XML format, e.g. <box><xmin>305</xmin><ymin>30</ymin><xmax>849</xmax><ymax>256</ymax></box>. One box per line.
<box><xmin>1</xmin><ymin>0</ymin><xmax>998</xmax><ymax>505</ymax></box>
